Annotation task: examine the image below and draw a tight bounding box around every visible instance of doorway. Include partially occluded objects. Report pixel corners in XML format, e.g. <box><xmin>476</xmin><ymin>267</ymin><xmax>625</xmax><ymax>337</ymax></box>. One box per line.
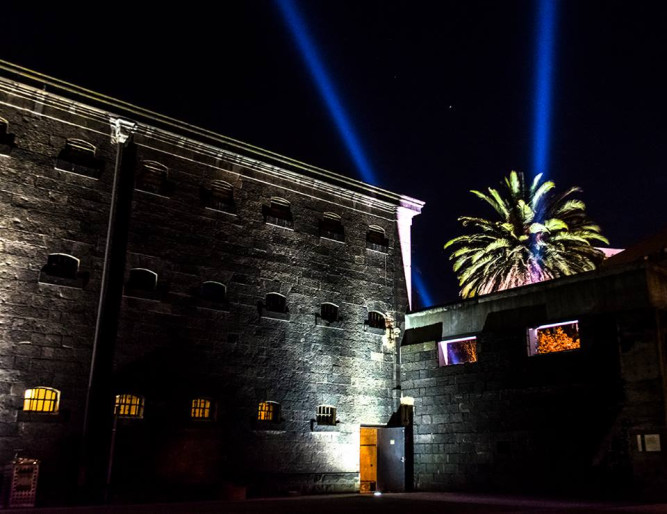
<box><xmin>359</xmin><ymin>427</ymin><xmax>377</xmax><ymax>493</ymax></box>
<box><xmin>360</xmin><ymin>426</ymin><xmax>406</xmax><ymax>493</ymax></box>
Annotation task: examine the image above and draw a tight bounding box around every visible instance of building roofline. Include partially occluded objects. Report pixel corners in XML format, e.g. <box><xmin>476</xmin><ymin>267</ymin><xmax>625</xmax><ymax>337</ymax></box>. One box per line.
<box><xmin>0</xmin><ymin>60</ymin><xmax>423</xmax><ymax>213</ymax></box>
<box><xmin>408</xmin><ymin>259</ymin><xmax>653</xmax><ymax>318</ymax></box>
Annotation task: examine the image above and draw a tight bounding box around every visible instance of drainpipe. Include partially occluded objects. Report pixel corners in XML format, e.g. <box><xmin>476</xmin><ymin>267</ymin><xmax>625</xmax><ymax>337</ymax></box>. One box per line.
<box><xmin>79</xmin><ymin>118</ymin><xmax>136</xmax><ymax>502</ymax></box>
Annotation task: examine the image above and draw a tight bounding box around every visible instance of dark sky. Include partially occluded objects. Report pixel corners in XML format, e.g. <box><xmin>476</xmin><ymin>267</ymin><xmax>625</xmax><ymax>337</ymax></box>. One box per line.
<box><xmin>4</xmin><ymin>1</ymin><xmax>667</xmax><ymax>308</ymax></box>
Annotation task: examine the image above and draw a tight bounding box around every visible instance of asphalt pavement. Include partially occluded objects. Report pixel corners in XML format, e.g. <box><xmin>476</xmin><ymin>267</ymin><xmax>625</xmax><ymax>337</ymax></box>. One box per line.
<box><xmin>7</xmin><ymin>492</ymin><xmax>667</xmax><ymax>514</ymax></box>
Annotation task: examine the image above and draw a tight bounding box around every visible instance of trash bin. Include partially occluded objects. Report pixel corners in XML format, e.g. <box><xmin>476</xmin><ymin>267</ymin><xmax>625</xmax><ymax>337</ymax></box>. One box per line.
<box><xmin>4</xmin><ymin>458</ymin><xmax>39</xmax><ymax>508</ymax></box>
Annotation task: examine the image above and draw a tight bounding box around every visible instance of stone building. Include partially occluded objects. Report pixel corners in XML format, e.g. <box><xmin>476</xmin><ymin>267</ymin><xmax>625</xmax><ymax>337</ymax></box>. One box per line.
<box><xmin>403</xmin><ymin>234</ymin><xmax>667</xmax><ymax>498</ymax></box>
<box><xmin>0</xmin><ymin>63</ymin><xmax>423</xmax><ymax>504</ymax></box>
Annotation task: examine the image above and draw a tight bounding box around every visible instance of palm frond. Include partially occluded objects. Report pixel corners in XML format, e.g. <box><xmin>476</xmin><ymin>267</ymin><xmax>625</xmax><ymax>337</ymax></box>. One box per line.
<box><xmin>445</xmin><ymin>170</ymin><xmax>609</xmax><ymax>298</ymax></box>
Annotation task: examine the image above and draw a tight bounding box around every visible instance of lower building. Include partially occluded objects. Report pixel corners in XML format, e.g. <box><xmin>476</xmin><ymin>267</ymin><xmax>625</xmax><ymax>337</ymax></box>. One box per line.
<box><xmin>403</xmin><ymin>234</ymin><xmax>667</xmax><ymax>498</ymax></box>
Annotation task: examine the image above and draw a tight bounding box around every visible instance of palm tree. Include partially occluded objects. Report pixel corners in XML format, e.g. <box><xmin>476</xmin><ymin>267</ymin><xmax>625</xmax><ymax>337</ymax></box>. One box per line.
<box><xmin>444</xmin><ymin>171</ymin><xmax>608</xmax><ymax>298</ymax></box>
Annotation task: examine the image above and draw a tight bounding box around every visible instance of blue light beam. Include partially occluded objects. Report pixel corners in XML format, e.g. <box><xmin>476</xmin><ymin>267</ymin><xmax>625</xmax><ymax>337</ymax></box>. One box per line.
<box><xmin>412</xmin><ymin>267</ymin><xmax>434</xmax><ymax>309</ymax></box>
<box><xmin>532</xmin><ymin>0</ymin><xmax>558</xmax><ymax>178</ymax></box>
<box><xmin>275</xmin><ymin>0</ymin><xmax>379</xmax><ymax>185</ymax></box>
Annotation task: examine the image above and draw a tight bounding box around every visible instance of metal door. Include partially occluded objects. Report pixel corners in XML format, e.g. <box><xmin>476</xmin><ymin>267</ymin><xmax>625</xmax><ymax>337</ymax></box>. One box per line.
<box><xmin>377</xmin><ymin>427</ymin><xmax>405</xmax><ymax>492</ymax></box>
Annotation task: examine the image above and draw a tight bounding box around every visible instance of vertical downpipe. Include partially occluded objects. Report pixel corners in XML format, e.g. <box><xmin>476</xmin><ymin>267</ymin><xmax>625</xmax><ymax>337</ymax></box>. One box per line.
<box><xmin>79</xmin><ymin>118</ymin><xmax>136</xmax><ymax>502</ymax></box>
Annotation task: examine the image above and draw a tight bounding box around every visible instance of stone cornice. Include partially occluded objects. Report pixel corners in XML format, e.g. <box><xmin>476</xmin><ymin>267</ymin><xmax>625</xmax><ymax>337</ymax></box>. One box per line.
<box><xmin>0</xmin><ymin>61</ymin><xmax>424</xmax><ymax>217</ymax></box>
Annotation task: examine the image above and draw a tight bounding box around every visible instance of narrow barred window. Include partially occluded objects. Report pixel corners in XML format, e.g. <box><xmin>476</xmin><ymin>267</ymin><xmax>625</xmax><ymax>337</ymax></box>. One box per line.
<box><xmin>316</xmin><ymin>405</ymin><xmax>336</xmax><ymax>426</ymax></box>
<box><xmin>263</xmin><ymin>198</ymin><xmax>293</xmax><ymax>228</ymax></box>
<box><xmin>55</xmin><ymin>139</ymin><xmax>103</xmax><ymax>178</ymax></box>
<box><xmin>366</xmin><ymin>225</ymin><xmax>389</xmax><ymax>252</ymax></box>
<box><xmin>320</xmin><ymin>303</ymin><xmax>339</xmax><ymax>323</ymax></box>
<box><xmin>367</xmin><ymin>311</ymin><xmax>386</xmax><ymax>330</ymax></box>
<box><xmin>320</xmin><ymin>212</ymin><xmax>344</xmax><ymax>241</ymax></box>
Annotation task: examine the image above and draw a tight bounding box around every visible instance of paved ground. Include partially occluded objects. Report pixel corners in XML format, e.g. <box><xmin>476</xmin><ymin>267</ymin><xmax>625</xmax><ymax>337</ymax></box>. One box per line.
<box><xmin>8</xmin><ymin>492</ymin><xmax>667</xmax><ymax>514</ymax></box>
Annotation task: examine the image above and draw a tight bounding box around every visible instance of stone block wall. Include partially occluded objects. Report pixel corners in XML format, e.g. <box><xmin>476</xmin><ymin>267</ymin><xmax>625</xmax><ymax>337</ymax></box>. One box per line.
<box><xmin>0</xmin><ymin>89</ymin><xmax>114</xmax><ymax>501</ymax></box>
<box><xmin>0</xmin><ymin>76</ymin><xmax>421</xmax><ymax>502</ymax></box>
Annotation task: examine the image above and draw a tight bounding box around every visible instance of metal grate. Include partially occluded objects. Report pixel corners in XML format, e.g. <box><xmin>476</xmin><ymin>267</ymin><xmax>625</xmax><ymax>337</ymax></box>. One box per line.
<box><xmin>320</xmin><ymin>303</ymin><xmax>339</xmax><ymax>323</ymax></box>
<box><xmin>316</xmin><ymin>405</ymin><xmax>336</xmax><ymax>426</ymax></box>
<box><xmin>367</xmin><ymin>311</ymin><xmax>385</xmax><ymax>329</ymax></box>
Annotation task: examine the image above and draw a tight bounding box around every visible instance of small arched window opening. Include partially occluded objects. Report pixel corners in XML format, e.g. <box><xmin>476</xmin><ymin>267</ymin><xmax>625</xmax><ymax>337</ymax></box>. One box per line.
<box><xmin>115</xmin><ymin>394</ymin><xmax>145</xmax><ymax>418</ymax></box>
<box><xmin>56</xmin><ymin>138</ymin><xmax>103</xmax><ymax>178</ymax></box>
<box><xmin>320</xmin><ymin>302</ymin><xmax>339</xmax><ymax>323</ymax></box>
<box><xmin>320</xmin><ymin>212</ymin><xmax>344</xmax><ymax>242</ymax></box>
<box><xmin>367</xmin><ymin>225</ymin><xmax>389</xmax><ymax>250</ymax></box>
<box><xmin>0</xmin><ymin>117</ymin><xmax>15</xmax><ymax>156</ymax></box>
<box><xmin>316</xmin><ymin>405</ymin><xmax>337</xmax><ymax>426</ymax></box>
<box><xmin>191</xmin><ymin>398</ymin><xmax>214</xmax><ymax>420</ymax></box>
<box><xmin>367</xmin><ymin>311</ymin><xmax>386</xmax><ymax>330</ymax></box>
<box><xmin>366</xmin><ymin>225</ymin><xmax>389</xmax><ymax>252</ymax></box>
<box><xmin>39</xmin><ymin>253</ymin><xmax>88</xmax><ymax>288</ymax></box>
<box><xmin>265</xmin><ymin>292</ymin><xmax>287</xmax><ymax>313</ymax></box>
<box><xmin>126</xmin><ymin>268</ymin><xmax>158</xmax><ymax>291</ymax></box>
<box><xmin>257</xmin><ymin>401</ymin><xmax>280</xmax><ymax>423</ymax></box>
<box><xmin>137</xmin><ymin>160</ymin><xmax>170</xmax><ymax>196</ymax></box>
<box><xmin>23</xmin><ymin>387</ymin><xmax>60</xmax><ymax>413</ymax></box>
<box><xmin>201</xmin><ymin>180</ymin><xmax>234</xmax><ymax>211</ymax></box>
<box><xmin>263</xmin><ymin>197</ymin><xmax>293</xmax><ymax>228</ymax></box>
<box><xmin>43</xmin><ymin>253</ymin><xmax>79</xmax><ymax>280</ymax></box>
<box><xmin>200</xmin><ymin>281</ymin><xmax>227</xmax><ymax>303</ymax></box>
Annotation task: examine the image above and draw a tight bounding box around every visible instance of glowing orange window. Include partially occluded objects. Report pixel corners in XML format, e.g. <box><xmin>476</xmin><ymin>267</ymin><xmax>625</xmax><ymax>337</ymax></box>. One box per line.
<box><xmin>257</xmin><ymin>401</ymin><xmax>279</xmax><ymax>422</ymax></box>
<box><xmin>24</xmin><ymin>387</ymin><xmax>60</xmax><ymax>413</ymax></box>
<box><xmin>115</xmin><ymin>394</ymin><xmax>144</xmax><ymax>418</ymax></box>
<box><xmin>191</xmin><ymin>398</ymin><xmax>213</xmax><ymax>419</ymax></box>
<box><xmin>527</xmin><ymin>320</ymin><xmax>581</xmax><ymax>356</ymax></box>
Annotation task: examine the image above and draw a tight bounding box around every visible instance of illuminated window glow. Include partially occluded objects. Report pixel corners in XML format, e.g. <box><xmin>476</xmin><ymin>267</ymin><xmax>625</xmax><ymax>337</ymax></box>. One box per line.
<box><xmin>438</xmin><ymin>337</ymin><xmax>478</xmax><ymax>366</ymax></box>
<box><xmin>115</xmin><ymin>394</ymin><xmax>144</xmax><ymax>418</ymax></box>
<box><xmin>527</xmin><ymin>320</ymin><xmax>580</xmax><ymax>356</ymax></box>
<box><xmin>316</xmin><ymin>405</ymin><xmax>336</xmax><ymax>426</ymax></box>
<box><xmin>191</xmin><ymin>398</ymin><xmax>213</xmax><ymax>420</ymax></box>
<box><xmin>257</xmin><ymin>401</ymin><xmax>279</xmax><ymax>422</ymax></box>
<box><xmin>23</xmin><ymin>388</ymin><xmax>59</xmax><ymax>413</ymax></box>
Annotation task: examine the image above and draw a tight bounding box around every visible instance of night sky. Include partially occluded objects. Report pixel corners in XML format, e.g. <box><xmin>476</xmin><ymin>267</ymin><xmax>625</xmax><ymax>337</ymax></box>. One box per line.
<box><xmin>4</xmin><ymin>1</ymin><xmax>666</xmax><ymax>308</ymax></box>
